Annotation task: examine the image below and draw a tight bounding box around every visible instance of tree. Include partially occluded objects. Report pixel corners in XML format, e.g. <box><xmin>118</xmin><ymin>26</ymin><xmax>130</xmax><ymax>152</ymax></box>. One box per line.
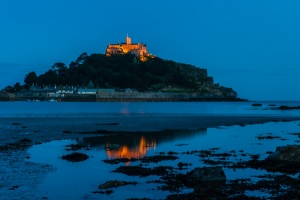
<box><xmin>24</xmin><ymin>72</ymin><xmax>37</xmax><ymax>87</ymax></box>
<box><xmin>75</xmin><ymin>52</ymin><xmax>88</xmax><ymax>65</ymax></box>
<box><xmin>4</xmin><ymin>86</ymin><xmax>14</xmax><ymax>92</ymax></box>
<box><xmin>13</xmin><ymin>82</ymin><xmax>23</xmax><ymax>92</ymax></box>
<box><xmin>51</xmin><ymin>62</ymin><xmax>67</xmax><ymax>74</ymax></box>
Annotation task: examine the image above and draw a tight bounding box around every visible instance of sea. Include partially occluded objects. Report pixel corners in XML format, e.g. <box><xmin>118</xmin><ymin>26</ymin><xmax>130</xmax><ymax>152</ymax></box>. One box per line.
<box><xmin>1</xmin><ymin>101</ymin><xmax>300</xmax><ymax>199</ymax></box>
<box><xmin>1</xmin><ymin>101</ymin><xmax>300</xmax><ymax>117</ymax></box>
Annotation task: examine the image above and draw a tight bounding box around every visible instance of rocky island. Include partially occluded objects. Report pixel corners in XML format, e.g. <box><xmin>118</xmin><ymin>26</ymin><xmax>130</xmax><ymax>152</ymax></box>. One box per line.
<box><xmin>1</xmin><ymin>36</ymin><xmax>239</xmax><ymax>102</ymax></box>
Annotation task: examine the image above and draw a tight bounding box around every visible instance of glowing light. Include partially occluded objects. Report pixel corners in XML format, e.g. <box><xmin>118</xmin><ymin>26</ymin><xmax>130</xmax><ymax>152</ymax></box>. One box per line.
<box><xmin>105</xmin><ymin>35</ymin><xmax>155</xmax><ymax>62</ymax></box>
<box><xmin>106</xmin><ymin>136</ymin><xmax>156</xmax><ymax>165</ymax></box>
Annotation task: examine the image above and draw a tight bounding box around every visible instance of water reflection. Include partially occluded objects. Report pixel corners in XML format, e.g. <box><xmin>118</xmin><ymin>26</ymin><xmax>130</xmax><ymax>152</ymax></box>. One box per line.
<box><xmin>76</xmin><ymin>129</ymin><xmax>207</xmax><ymax>160</ymax></box>
<box><xmin>106</xmin><ymin>136</ymin><xmax>156</xmax><ymax>160</ymax></box>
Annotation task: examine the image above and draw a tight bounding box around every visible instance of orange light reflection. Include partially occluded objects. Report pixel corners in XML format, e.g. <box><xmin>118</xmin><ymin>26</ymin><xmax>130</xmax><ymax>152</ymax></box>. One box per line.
<box><xmin>106</xmin><ymin>136</ymin><xmax>156</xmax><ymax>166</ymax></box>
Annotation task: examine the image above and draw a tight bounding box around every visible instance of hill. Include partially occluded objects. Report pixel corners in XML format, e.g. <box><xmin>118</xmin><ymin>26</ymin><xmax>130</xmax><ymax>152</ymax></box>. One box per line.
<box><xmin>2</xmin><ymin>53</ymin><xmax>238</xmax><ymax>100</ymax></box>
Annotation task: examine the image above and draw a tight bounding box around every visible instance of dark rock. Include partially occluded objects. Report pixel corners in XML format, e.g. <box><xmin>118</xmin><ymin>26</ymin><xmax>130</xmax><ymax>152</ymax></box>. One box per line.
<box><xmin>98</xmin><ymin>123</ymin><xmax>119</xmax><ymax>126</ymax></box>
<box><xmin>247</xmin><ymin>159</ymin><xmax>300</xmax><ymax>174</ymax></box>
<box><xmin>159</xmin><ymin>173</ymin><xmax>186</xmax><ymax>195</ymax></box>
<box><xmin>288</xmin><ymin>132</ymin><xmax>300</xmax><ymax>137</ymax></box>
<box><xmin>8</xmin><ymin>186</ymin><xmax>19</xmax><ymax>190</ymax></box>
<box><xmin>141</xmin><ymin>155</ymin><xmax>178</xmax><ymax>163</ymax></box>
<box><xmin>167</xmin><ymin>151</ymin><xmax>178</xmax><ymax>155</ymax></box>
<box><xmin>11</xmin><ymin>123</ymin><xmax>22</xmax><ymax>126</ymax></box>
<box><xmin>185</xmin><ymin>166</ymin><xmax>226</xmax><ymax>190</ymax></box>
<box><xmin>267</xmin><ymin>145</ymin><xmax>300</xmax><ymax>162</ymax></box>
<box><xmin>0</xmin><ymin>138</ymin><xmax>33</xmax><ymax>151</ymax></box>
<box><xmin>274</xmin><ymin>190</ymin><xmax>300</xmax><ymax>200</ymax></box>
<box><xmin>113</xmin><ymin>165</ymin><xmax>173</xmax><ymax>177</ymax></box>
<box><xmin>256</xmin><ymin>135</ymin><xmax>281</xmax><ymax>140</ymax></box>
<box><xmin>177</xmin><ymin>162</ymin><xmax>191</xmax><ymax>170</ymax></box>
<box><xmin>105</xmin><ymin>190</ymin><xmax>113</xmax><ymax>195</ymax></box>
<box><xmin>278</xmin><ymin>105</ymin><xmax>300</xmax><ymax>110</ymax></box>
<box><xmin>175</xmin><ymin>143</ymin><xmax>188</xmax><ymax>146</ymax></box>
<box><xmin>274</xmin><ymin>175</ymin><xmax>298</xmax><ymax>186</ymax></box>
<box><xmin>19</xmin><ymin>138</ymin><xmax>32</xmax><ymax>143</ymax></box>
<box><xmin>65</xmin><ymin>144</ymin><xmax>86</xmax><ymax>151</ymax></box>
<box><xmin>245</xmin><ymin>146</ymin><xmax>300</xmax><ymax>173</ymax></box>
<box><xmin>94</xmin><ymin>190</ymin><xmax>114</xmax><ymax>195</ymax></box>
<box><xmin>98</xmin><ymin>180</ymin><xmax>137</xmax><ymax>190</ymax></box>
<box><xmin>63</xmin><ymin>130</ymin><xmax>72</xmax><ymax>133</ymax></box>
<box><xmin>61</xmin><ymin>152</ymin><xmax>89</xmax><ymax>162</ymax></box>
<box><xmin>251</xmin><ymin>103</ymin><xmax>262</xmax><ymax>107</ymax></box>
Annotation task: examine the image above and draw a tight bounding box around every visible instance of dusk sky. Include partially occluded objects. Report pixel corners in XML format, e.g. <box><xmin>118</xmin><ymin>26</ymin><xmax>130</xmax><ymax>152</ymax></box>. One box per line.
<box><xmin>1</xmin><ymin>1</ymin><xmax>300</xmax><ymax>100</ymax></box>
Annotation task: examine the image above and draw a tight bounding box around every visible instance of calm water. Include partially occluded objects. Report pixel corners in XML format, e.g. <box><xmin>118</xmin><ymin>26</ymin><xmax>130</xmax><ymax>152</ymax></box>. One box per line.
<box><xmin>27</xmin><ymin>120</ymin><xmax>300</xmax><ymax>199</ymax></box>
<box><xmin>1</xmin><ymin>101</ymin><xmax>300</xmax><ymax>117</ymax></box>
<box><xmin>3</xmin><ymin>101</ymin><xmax>299</xmax><ymax>199</ymax></box>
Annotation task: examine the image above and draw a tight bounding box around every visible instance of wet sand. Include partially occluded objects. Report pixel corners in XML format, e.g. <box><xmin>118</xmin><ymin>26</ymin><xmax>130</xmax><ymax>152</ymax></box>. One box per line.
<box><xmin>1</xmin><ymin>115</ymin><xmax>299</xmax><ymax>146</ymax></box>
<box><xmin>1</xmin><ymin>115</ymin><xmax>300</xmax><ymax>199</ymax></box>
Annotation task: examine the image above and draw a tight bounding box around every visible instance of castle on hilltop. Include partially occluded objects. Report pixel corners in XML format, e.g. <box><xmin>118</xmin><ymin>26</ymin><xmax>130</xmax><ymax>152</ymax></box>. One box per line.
<box><xmin>105</xmin><ymin>35</ymin><xmax>154</xmax><ymax>62</ymax></box>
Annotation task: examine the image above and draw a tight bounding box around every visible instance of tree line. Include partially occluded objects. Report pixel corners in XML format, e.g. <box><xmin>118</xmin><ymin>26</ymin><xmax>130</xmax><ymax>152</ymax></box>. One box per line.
<box><xmin>2</xmin><ymin>53</ymin><xmax>235</xmax><ymax>96</ymax></box>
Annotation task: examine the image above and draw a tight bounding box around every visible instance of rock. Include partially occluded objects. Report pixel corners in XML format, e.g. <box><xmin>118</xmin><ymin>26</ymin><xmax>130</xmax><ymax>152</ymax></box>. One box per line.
<box><xmin>267</xmin><ymin>145</ymin><xmax>300</xmax><ymax>162</ymax></box>
<box><xmin>113</xmin><ymin>165</ymin><xmax>173</xmax><ymax>177</ymax></box>
<box><xmin>19</xmin><ymin>138</ymin><xmax>32</xmax><ymax>143</ymax></box>
<box><xmin>98</xmin><ymin>180</ymin><xmax>126</xmax><ymax>189</ymax></box>
<box><xmin>63</xmin><ymin>130</ymin><xmax>72</xmax><ymax>133</ymax></box>
<box><xmin>252</xmin><ymin>103</ymin><xmax>262</xmax><ymax>107</ymax></box>
<box><xmin>278</xmin><ymin>105</ymin><xmax>300</xmax><ymax>110</ymax></box>
<box><xmin>246</xmin><ymin>145</ymin><xmax>300</xmax><ymax>173</ymax></box>
<box><xmin>186</xmin><ymin>166</ymin><xmax>226</xmax><ymax>183</ymax></box>
<box><xmin>61</xmin><ymin>152</ymin><xmax>89</xmax><ymax>162</ymax></box>
<box><xmin>185</xmin><ymin>166</ymin><xmax>226</xmax><ymax>190</ymax></box>
<box><xmin>98</xmin><ymin>180</ymin><xmax>137</xmax><ymax>190</ymax></box>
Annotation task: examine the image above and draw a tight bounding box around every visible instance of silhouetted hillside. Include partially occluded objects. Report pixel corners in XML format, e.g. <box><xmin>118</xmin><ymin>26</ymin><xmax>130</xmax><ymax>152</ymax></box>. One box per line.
<box><xmin>3</xmin><ymin>53</ymin><xmax>237</xmax><ymax>98</ymax></box>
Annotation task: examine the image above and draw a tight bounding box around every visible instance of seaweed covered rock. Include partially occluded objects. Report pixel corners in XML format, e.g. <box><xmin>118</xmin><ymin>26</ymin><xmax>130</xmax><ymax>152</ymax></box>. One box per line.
<box><xmin>98</xmin><ymin>180</ymin><xmax>137</xmax><ymax>190</ymax></box>
<box><xmin>61</xmin><ymin>152</ymin><xmax>89</xmax><ymax>162</ymax></box>
<box><xmin>267</xmin><ymin>145</ymin><xmax>300</xmax><ymax>162</ymax></box>
<box><xmin>246</xmin><ymin>145</ymin><xmax>300</xmax><ymax>173</ymax></box>
<box><xmin>185</xmin><ymin>166</ymin><xmax>226</xmax><ymax>190</ymax></box>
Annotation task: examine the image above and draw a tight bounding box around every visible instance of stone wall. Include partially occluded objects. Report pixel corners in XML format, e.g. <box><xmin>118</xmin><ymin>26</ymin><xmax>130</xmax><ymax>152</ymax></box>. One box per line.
<box><xmin>96</xmin><ymin>92</ymin><xmax>236</xmax><ymax>102</ymax></box>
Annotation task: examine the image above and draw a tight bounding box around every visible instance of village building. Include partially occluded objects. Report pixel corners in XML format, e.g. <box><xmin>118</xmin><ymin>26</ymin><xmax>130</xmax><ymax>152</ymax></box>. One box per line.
<box><xmin>30</xmin><ymin>84</ymin><xmax>75</xmax><ymax>97</ymax></box>
<box><xmin>30</xmin><ymin>85</ymin><xmax>55</xmax><ymax>98</ymax></box>
<box><xmin>55</xmin><ymin>86</ymin><xmax>74</xmax><ymax>97</ymax></box>
<box><xmin>105</xmin><ymin>35</ymin><xmax>154</xmax><ymax>62</ymax></box>
<box><xmin>77</xmin><ymin>88</ymin><xmax>99</xmax><ymax>95</ymax></box>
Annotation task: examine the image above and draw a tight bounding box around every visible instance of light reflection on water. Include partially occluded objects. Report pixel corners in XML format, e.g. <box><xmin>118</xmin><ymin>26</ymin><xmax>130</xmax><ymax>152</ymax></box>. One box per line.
<box><xmin>77</xmin><ymin>130</ymin><xmax>206</xmax><ymax>162</ymax></box>
<box><xmin>76</xmin><ymin>130</ymin><xmax>206</xmax><ymax>167</ymax></box>
<box><xmin>28</xmin><ymin>121</ymin><xmax>300</xmax><ymax>199</ymax></box>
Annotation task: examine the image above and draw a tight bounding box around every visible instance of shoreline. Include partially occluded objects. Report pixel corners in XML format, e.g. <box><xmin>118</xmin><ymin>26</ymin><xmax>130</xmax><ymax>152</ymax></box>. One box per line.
<box><xmin>1</xmin><ymin>96</ymin><xmax>246</xmax><ymax>102</ymax></box>
<box><xmin>1</xmin><ymin>91</ymin><xmax>247</xmax><ymax>102</ymax></box>
<box><xmin>1</xmin><ymin>115</ymin><xmax>300</xmax><ymax>146</ymax></box>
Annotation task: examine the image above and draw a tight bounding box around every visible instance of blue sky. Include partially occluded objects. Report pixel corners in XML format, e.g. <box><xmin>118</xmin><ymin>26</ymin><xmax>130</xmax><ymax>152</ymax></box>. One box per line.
<box><xmin>1</xmin><ymin>0</ymin><xmax>300</xmax><ymax>100</ymax></box>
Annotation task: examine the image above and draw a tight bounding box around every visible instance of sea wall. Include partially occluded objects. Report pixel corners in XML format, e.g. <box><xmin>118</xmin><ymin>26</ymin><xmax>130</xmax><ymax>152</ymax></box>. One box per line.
<box><xmin>8</xmin><ymin>92</ymin><xmax>239</xmax><ymax>102</ymax></box>
<box><xmin>95</xmin><ymin>92</ymin><xmax>237</xmax><ymax>102</ymax></box>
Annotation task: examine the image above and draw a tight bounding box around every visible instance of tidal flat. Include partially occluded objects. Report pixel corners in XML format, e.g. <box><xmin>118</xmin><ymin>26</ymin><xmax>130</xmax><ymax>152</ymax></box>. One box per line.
<box><xmin>1</xmin><ymin>114</ymin><xmax>300</xmax><ymax>199</ymax></box>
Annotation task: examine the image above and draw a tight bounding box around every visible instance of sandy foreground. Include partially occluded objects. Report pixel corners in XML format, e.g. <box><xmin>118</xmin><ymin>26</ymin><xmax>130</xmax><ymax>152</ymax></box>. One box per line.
<box><xmin>1</xmin><ymin>115</ymin><xmax>300</xmax><ymax>199</ymax></box>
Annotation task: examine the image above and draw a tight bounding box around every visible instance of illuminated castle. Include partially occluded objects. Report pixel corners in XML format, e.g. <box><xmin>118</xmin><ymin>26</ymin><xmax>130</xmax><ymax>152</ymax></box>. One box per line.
<box><xmin>105</xmin><ymin>35</ymin><xmax>154</xmax><ymax>62</ymax></box>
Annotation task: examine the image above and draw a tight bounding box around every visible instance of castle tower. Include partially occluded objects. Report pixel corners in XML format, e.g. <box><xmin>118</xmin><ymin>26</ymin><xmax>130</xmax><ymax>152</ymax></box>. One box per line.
<box><xmin>126</xmin><ymin>34</ymin><xmax>131</xmax><ymax>45</ymax></box>
<box><xmin>105</xmin><ymin>35</ymin><xmax>153</xmax><ymax>61</ymax></box>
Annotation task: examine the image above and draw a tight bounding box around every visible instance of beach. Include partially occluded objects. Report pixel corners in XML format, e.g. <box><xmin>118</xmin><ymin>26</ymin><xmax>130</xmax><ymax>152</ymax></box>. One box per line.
<box><xmin>1</xmin><ymin>115</ymin><xmax>299</xmax><ymax>146</ymax></box>
<box><xmin>1</xmin><ymin>113</ymin><xmax>300</xmax><ymax>199</ymax></box>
